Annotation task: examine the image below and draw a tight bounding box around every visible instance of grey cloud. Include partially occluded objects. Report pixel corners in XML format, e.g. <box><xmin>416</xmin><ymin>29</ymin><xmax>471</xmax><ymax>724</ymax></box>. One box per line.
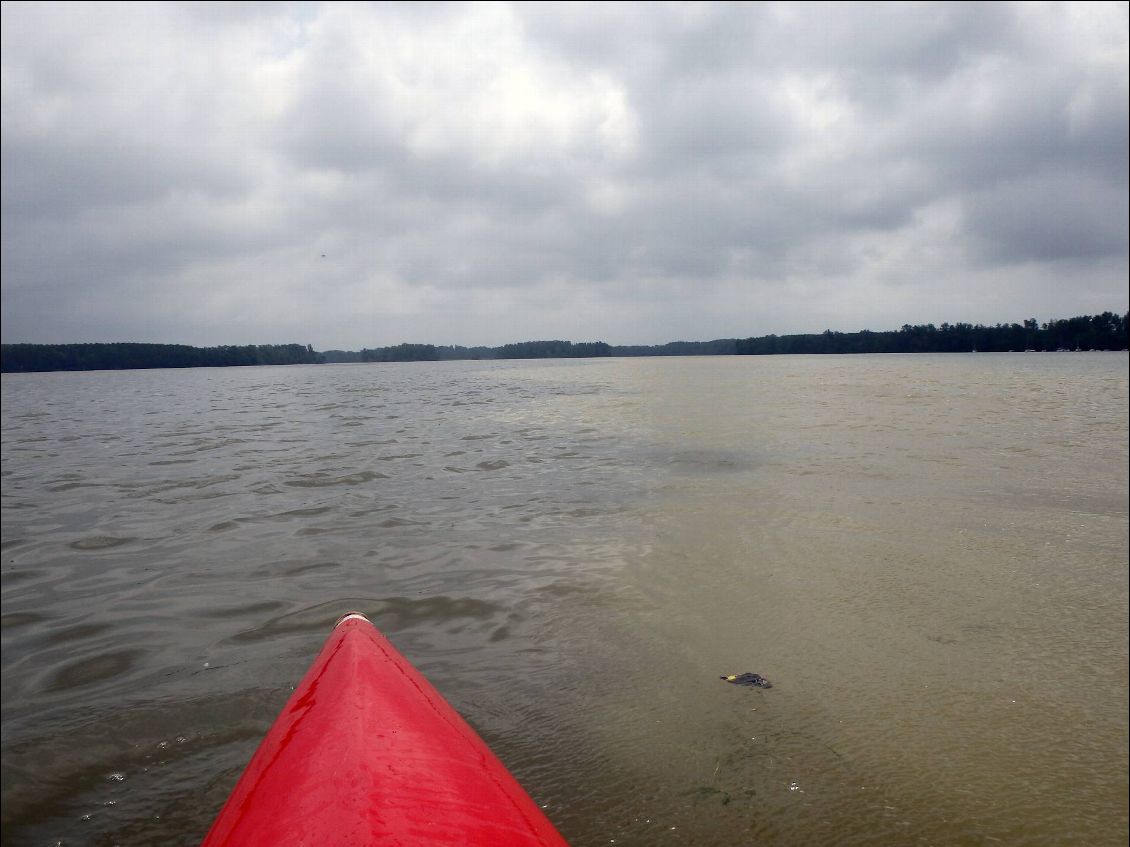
<box><xmin>783</xmin><ymin>2</ymin><xmax>1018</xmax><ymax>80</ymax></box>
<box><xmin>964</xmin><ymin>172</ymin><xmax>1128</xmax><ymax>263</ymax></box>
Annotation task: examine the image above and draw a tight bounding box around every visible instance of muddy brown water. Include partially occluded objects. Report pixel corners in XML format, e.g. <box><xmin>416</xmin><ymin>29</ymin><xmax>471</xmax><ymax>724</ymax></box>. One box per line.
<box><xmin>2</xmin><ymin>354</ymin><xmax>1127</xmax><ymax>846</ymax></box>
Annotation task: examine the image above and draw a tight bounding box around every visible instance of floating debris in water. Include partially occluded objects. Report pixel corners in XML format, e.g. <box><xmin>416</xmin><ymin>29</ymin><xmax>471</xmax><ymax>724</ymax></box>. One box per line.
<box><xmin>721</xmin><ymin>673</ymin><xmax>772</xmax><ymax>688</ymax></box>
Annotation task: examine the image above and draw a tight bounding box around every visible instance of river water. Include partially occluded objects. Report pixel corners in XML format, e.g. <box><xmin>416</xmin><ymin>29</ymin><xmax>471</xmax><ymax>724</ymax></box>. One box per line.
<box><xmin>2</xmin><ymin>354</ymin><xmax>1127</xmax><ymax>846</ymax></box>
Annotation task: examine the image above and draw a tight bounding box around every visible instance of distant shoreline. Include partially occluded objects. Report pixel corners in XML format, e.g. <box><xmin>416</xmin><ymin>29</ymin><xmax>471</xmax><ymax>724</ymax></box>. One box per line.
<box><xmin>2</xmin><ymin>312</ymin><xmax>1126</xmax><ymax>373</ymax></box>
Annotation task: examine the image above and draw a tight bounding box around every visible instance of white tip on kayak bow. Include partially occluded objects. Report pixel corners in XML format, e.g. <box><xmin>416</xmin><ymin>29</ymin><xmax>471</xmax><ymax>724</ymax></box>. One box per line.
<box><xmin>334</xmin><ymin>612</ymin><xmax>371</xmax><ymax>628</ymax></box>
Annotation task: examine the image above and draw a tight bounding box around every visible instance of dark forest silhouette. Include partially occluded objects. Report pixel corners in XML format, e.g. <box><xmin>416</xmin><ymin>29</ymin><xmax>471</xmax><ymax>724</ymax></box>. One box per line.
<box><xmin>3</xmin><ymin>312</ymin><xmax>1126</xmax><ymax>372</ymax></box>
<box><xmin>734</xmin><ymin>312</ymin><xmax>1127</xmax><ymax>355</ymax></box>
<box><xmin>0</xmin><ymin>343</ymin><xmax>323</xmax><ymax>373</ymax></box>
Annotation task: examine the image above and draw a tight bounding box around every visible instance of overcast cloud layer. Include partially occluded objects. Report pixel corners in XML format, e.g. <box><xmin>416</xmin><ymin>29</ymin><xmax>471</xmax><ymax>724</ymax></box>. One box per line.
<box><xmin>2</xmin><ymin>1</ymin><xmax>1127</xmax><ymax>348</ymax></box>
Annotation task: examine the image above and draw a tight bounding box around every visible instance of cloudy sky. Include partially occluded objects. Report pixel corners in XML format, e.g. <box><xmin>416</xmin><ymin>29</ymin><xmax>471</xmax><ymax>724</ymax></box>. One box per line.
<box><xmin>2</xmin><ymin>1</ymin><xmax>1126</xmax><ymax>348</ymax></box>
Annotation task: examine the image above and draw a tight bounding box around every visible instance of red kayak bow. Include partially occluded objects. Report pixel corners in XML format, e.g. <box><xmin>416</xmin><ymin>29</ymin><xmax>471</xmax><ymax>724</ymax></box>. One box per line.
<box><xmin>202</xmin><ymin>613</ymin><xmax>568</xmax><ymax>846</ymax></box>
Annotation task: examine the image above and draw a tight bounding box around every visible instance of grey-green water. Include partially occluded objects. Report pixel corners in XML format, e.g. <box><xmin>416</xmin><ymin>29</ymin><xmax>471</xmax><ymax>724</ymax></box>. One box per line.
<box><xmin>2</xmin><ymin>354</ymin><xmax>1127</xmax><ymax>846</ymax></box>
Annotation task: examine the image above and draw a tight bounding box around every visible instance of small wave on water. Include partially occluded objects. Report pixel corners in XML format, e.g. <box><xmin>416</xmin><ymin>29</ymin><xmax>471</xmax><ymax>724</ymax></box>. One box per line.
<box><xmin>226</xmin><ymin>595</ymin><xmax>507</xmax><ymax>645</ymax></box>
<box><xmin>283</xmin><ymin>469</ymin><xmax>389</xmax><ymax>487</ymax></box>
<box><xmin>43</xmin><ymin>649</ymin><xmax>147</xmax><ymax>693</ymax></box>
<box><xmin>67</xmin><ymin>535</ymin><xmax>136</xmax><ymax>551</ymax></box>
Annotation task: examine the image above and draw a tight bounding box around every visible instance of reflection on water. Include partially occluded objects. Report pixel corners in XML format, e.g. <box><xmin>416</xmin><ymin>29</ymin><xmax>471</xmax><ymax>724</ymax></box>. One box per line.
<box><xmin>2</xmin><ymin>354</ymin><xmax>1127</xmax><ymax>846</ymax></box>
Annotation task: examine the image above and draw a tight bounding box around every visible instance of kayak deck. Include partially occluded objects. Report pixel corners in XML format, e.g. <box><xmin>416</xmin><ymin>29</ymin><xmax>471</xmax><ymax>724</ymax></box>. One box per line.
<box><xmin>202</xmin><ymin>613</ymin><xmax>568</xmax><ymax>846</ymax></box>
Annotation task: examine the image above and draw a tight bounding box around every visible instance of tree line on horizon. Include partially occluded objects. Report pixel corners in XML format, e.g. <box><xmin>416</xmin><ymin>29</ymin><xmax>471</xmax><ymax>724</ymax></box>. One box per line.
<box><xmin>735</xmin><ymin>312</ymin><xmax>1128</xmax><ymax>355</ymax></box>
<box><xmin>0</xmin><ymin>342</ymin><xmax>323</xmax><ymax>373</ymax></box>
<box><xmin>332</xmin><ymin>340</ymin><xmax>616</xmax><ymax>362</ymax></box>
<box><xmin>324</xmin><ymin>338</ymin><xmax>740</xmax><ymax>362</ymax></box>
<box><xmin>2</xmin><ymin>313</ymin><xmax>1126</xmax><ymax>372</ymax></box>
<box><xmin>332</xmin><ymin>312</ymin><xmax>1128</xmax><ymax>361</ymax></box>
